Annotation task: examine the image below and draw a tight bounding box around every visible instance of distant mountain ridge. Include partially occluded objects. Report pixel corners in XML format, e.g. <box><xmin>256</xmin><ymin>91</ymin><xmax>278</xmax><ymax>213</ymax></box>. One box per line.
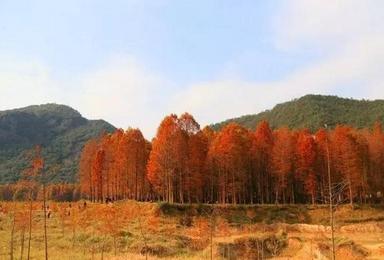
<box><xmin>3</xmin><ymin>95</ymin><xmax>384</xmax><ymax>184</ymax></box>
<box><xmin>212</xmin><ymin>95</ymin><xmax>384</xmax><ymax>131</ymax></box>
<box><xmin>0</xmin><ymin>104</ymin><xmax>115</xmax><ymax>183</ymax></box>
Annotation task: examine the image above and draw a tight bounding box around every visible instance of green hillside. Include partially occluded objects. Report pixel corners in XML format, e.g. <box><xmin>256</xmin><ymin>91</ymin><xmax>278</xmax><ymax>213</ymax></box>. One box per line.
<box><xmin>3</xmin><ymin>95</ymin><xmax>384</xmax><ymax>184</ymax></box>
<box><xmin>212</xmin><ymin>95</ymin><xmax>384</xmax><ymax>131</ymax></box>
<box><xmin>0</xmin><ymin>104</ymin><xmax>115</xmax><ymax>183</ymax></box>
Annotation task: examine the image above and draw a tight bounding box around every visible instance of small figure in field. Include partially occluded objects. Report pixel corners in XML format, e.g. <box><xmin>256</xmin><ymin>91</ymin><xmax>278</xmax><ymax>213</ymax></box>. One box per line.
<box><xmin>47</xmin><ymin>205</ymin><xmax>52</xmax><ymax>219</ymax></box>
<box><xmin>83</xmin><ymin>201</ymin><xmax>87</xmax><ymax>209</ymax></box>
<box><xmin>67</xmin><ymin>203</ymin><xmax>72</xmax><ymax>216</ymax></box>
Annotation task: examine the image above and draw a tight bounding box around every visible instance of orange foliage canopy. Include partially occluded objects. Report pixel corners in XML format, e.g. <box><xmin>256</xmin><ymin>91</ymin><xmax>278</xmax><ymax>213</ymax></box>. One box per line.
<box><xmin>78</xmin><ymin>114</ymin><xmax>384</xmax><ymax>205</ymax></box>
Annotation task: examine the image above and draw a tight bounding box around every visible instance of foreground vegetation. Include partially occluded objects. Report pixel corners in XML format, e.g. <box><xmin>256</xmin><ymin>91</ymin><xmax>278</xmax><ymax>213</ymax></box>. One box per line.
<box><xmin>0</xmin><ymin>201</ymin><xmax>383</xmax><ymax>259</ymax></box>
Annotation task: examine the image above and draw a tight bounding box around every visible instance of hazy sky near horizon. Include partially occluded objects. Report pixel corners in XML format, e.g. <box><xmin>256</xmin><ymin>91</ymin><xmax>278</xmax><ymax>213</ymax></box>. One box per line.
<box><xmin>1</xmin><ymin>0</ymin><xmax>384</xmax><ymax>138</ymax></box>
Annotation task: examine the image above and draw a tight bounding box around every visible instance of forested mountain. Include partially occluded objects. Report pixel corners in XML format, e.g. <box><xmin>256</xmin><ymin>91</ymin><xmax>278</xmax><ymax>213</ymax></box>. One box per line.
<box><xmin>212</xmin><ymin>95</ymin><xmax>384</xmax><ymax>131</ymax></box>
<box><xmin>0</xmin><ymin>104</ymin><xmax>115</xmax><ymax>183</ymax></box>
<box><xmin>3</xmin><ymin>94</ymin><xmax>384</xmax><ymax>187</ymax></box>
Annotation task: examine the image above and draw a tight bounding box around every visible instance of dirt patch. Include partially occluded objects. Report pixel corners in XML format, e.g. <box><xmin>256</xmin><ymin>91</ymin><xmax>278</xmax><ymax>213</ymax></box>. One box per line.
<box><xmin>336</xmin><ymin>242</ymin><xmax>369</xmax><ymax>260</ymax></box>
<box><xmin>176</xmin><ymin>235</ymin><xmax>209</xmax><ymax>251</ymax></box>
<box><xmin>292</xmin><ymin>241</ymin><xmax>328</xmax><ymax>260</ymax></box>
<box><xmin>340</xmin><ymin>223</ymin><xmax>384</xmax><ymax>233</ymax></box>
<box><xmin>278</xmin><ymin>237</ymin><xmax>304</xmax><ymax>257</ymax></box>
<box><xmin>216</xmin><ymin>233</ymin><xmax>287</xmax><ymax>259</ymax></box>
<box><xmin>288</xmin><ymin>223</ymin><xmax>330</xmax><ymax>233</ymax></box>
<box><xmin>140</xmin><ymin>245</ymin><xmax>170</xmax><ymax>257</ymax></box>
<box><xmin>378</xmin><ymin>245</ymin><xmax>384</xmax><ymax>256</ymax></box>
<box><xmin>317</xmin><ymin>241</ymin><xmax>369</xmax><ymax>260</ymax></box>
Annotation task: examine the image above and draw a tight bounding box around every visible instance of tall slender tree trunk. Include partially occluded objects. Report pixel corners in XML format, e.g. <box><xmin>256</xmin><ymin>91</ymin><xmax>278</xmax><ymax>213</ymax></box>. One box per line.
<box><xmin>325</xmin><ymin>132</ymin><xmax>336</xmax><ymax>260</ymax></box>
<box><xmin>210</xmin><ymin>212</ymin><xmax>214</xmax><ymax>260</ymax></box>
<box><xmin>135</xmin><ymin>149</ymin><xmax>139</xmax><ymax>201</ymax></box>
<box><xmin>250</xmin><ymin>172</ymin><xmax>254</xmax><ymax>204</ymax></box>
<box><xmin>20</xmin><ymin>227</ymin><xmax>25</xmax><ymax>260</ymax></box>
<box><xmin>348</xmin><ymin>179</ymin><xmax>353</xmax><ymax>206</ymax></box>
<box><xmin>27</xmin><ymin>192</ymin><xmax>33</xmax><ymax>260</ymax></box>
<box><xmin>312</xmin><ymin>192</ymin><xmax>315</xmax><ymax>205</ymax></box>
<box><xmin>10</xmin><ymin>211</ymin><xmax>15</xmax><ymax>260</ymax></box>
<box><xmin>259</xmin><ymin>171</ymin><xmax>263</xmax><ymax>204</ymax></box>
<box><xmin>179</xmin><ymin>170</ymin><xmax>184</xmax><ymax>204</ymax></box>
<box><xmin>232</xmin><ymin>171</ymin><xmax>236</xmax><ymax>205</ymax></box>
<box><xmin>224</xmin><ymin>170</ymin><xmax>228</xmax><ymax>204</ymax></box>
<box><xmin>210</xmin><ymin>173</ymin><xmax>213</xmax><ymax>203</ymax></box>
<box><xmin>42</xmin><ymin>178</ymin><xmax>48</xmax><ymax>260</ymax></box>
<box><xmin>275</xmin><ymin>190</ymin><xmax>279</xmax><ymax>205</ymax></box>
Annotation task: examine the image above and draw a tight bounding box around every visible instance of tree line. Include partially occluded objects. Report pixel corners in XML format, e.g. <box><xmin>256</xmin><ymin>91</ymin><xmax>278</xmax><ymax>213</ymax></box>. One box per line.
<box><xmin>79</xmin><ymin>113</ymin><xmax>384</xmax><ymax>205</ymax></box>
<box><xmin>0</xmin><ymin>182</ymin><xmax>80</xmax><ymax>202</ymax></box>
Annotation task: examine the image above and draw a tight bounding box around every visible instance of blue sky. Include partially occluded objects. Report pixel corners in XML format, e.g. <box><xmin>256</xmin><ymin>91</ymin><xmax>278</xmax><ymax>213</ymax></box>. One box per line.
<box><xmin>1</xmin><ymin>0</ymin><xmax>384</xmax><ymax>137</ymax></box>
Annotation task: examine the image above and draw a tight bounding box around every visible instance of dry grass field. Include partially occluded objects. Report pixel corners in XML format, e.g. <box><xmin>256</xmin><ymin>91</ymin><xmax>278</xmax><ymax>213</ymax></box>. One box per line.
<box><xmin>0</xmin><ymin>201</ymin><xmax>383</xmax><ymax>259</ymax></box>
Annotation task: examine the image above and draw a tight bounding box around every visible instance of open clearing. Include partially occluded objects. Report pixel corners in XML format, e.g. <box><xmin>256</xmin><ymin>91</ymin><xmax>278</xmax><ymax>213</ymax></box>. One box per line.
<box><xmin>0</xmin><ymin>201</ymin><xmax>383</xmax><ymax>259</ymax></box>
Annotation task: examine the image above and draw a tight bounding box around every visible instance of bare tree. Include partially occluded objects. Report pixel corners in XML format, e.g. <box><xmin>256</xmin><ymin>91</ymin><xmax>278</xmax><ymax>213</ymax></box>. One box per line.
<box><xmin>29</xmin><ymin>145</ymin><xmax>48</xmax><ymax>260</ymax></box>
<box><xmin>10</xmin><ymin>209</ymin><xmax>16</xmax><ymax>260</ymax></box>
<box><xmin>325</xmin><ymin>124</ymin><xmax>336</xmax><ymax>260</ymax></box>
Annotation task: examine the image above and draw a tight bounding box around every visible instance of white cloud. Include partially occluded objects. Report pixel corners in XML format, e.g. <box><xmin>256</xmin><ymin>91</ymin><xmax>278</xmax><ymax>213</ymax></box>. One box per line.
<box><xmin>0</xmin><ymin>55</ymin><xmax>169</xmax><ymax>138</ymax></box>
<box><xmin>1</xmin><ymin>0</ymin><xmax>384</xmax><ymax>138</ymax></box>
<box><xmin>272</xmin><ymin>0</ymin><xmax>384</xmax><ymax>50</ymax></box>
<box><xmin>170</xmin><ymin>0</ymin><xmax>384</xmax><ymax>127</ymax></box>
<box><xmin>0</xmin><ymin>57</ymin><xmax>62</xmax><ymax>110</ymax></box>
<box><xmin>271</xmin><ymin>0</ymin><xmax>384</xmax><ymax>100</ymax></box>
<box><xmin>73</xmin><ymin>56</ymin><xmax>171</xmax><ymax>138</ymax></box>
<box><xmin>170</xmin><ymin>39</ymin><xmax>384</xmax><ymax>127</ymax></box>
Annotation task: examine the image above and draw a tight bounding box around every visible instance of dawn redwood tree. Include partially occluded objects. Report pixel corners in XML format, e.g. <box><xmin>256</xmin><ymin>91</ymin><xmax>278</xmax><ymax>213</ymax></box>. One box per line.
<box><xmin>185</xmin><ymin>131</ymin><xmax>208</xmax><ymax>203</ymax></box>
<box><xmin>31</xmin><ymin>145</ymin><xmax>48</xmax><ymax>260</ymax></box>
<box><xmin>147</xmin><ymin>114</ymin><xmax>182</xmax><ymax>203</ymax></box>
<box><xmin>271</xmin><ymin>127</ymin><xmax>294</xmax><ymax>204</ymax></box>
<box><xmin>173</xmin><ymin>115</ymin><xmax>190</xmax><ymax>204</ymax></box>
<box><xmin>104</xmin><ymin>130</ymin><xmax>123</xmax><ymax>200</ymax></box>
<box><xmin>201</xmin><ymin>126</ymin><xmax>216</xmax><ymax>203</ymax></box>
<box><xmin>367</xmin><ymin>122</ymin><xmax>384</xmax><ymax>199</ymax></box>
<box><xmin>251</xmin><ymin>121</ymin><xmax>273</xmax><ymax>204</ymax></box>
<box><xmin>314</xmin><ymin>128</ymin><xmax>331</xmax><ymax>203</ymax></box>
<box><xmin>147</xmin><ymin>113</ymin><xmax>202</xmax><ymax>203</ymax></box>
<box><xmin>79</xmin><ymin>128</ymin><xmax>152</xmax><ymax>202</ymax></box>
<box><xmin>79</xmin><ymin>139</ymin><xmax>98</xmax><ymax>201</ymax></box>
<box><xmin>178</xmin><ymin>113</ymin><xmax>202</xmax><ymax>203</ymax></box>
<box><xmin>207</xmin><ymin>123</ymin><xmax>252</xmax><ymax>204</ymax></box>
<box><xmin>296</xmin><ymin>130</ymin><xmax>317</xmax><ymax>204</ymax></box>
<box><xmin>20</xmin><ymin>155</ymin><xmax>39</xmax><ymax>260</ymax></box>
<box><xmin>332</xmin><ymin>126</ymin><xmax>362</xmax><ymax>206</ymax></box>
<box><xmin>115</xmin><ymin>134</ymin><xmax>127</xmax><ymax>199</ymax></box>
<box><xmin>93</xmin><ymin>148</ymin><xmax>106</xmax><ymax>202</ymax></box>
<box><xmin>119</xmin><ymin>128</ymin><xmax>148</xmax><ymax>200</ymax></box>
<box><xmin>354</xmin><ymin>130</ymin><xmax>370</xmax><ymax>203</ymax></box>
<box><xmin>143</xmin><ymin>140</ymin><xmax>153</xmax><ymax>201</ymax></box>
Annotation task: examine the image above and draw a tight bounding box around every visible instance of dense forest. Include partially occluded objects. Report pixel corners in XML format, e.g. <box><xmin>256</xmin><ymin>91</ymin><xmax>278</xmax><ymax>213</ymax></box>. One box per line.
<box><xmin>213</xmin><ymin>95</ymin><xmax>384</xmax><ymax>131</ymax></box>
<box><xmin>79</xmin><ymin>113</ymin><xmax>384</xmax><ymax>205</ymax></box>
